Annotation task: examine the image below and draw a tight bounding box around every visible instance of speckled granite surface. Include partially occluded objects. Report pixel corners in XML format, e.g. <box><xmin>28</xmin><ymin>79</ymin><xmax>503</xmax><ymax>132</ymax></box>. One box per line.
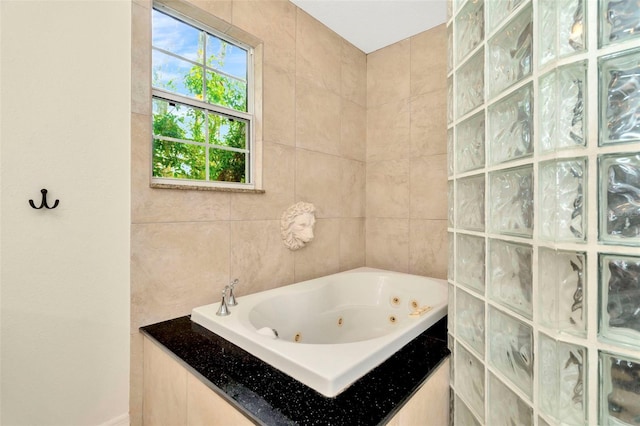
<box><xmin>140</xmin><ymin>315</ymin><xmax>449</xmax><ymax>426</ymax></box>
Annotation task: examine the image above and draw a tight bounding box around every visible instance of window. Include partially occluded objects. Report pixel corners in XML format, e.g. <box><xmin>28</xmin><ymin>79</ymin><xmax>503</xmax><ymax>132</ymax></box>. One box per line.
<box><xmin>151</xmin><ymin>5</ymin><xmax>254</xmax><ymax>189</ymax></box>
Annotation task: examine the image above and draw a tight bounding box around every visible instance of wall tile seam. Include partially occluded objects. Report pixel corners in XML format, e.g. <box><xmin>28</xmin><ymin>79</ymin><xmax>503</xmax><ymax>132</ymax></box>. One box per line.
<box><xmin>407</xmin><ymin>36</ymin><xmax>415</xmax><ymax>215</ymax></box>
<box><xmin>294</xmin><ymin>75</ymin><xmax>344</xmax><ymax>100</ymax></box>
<box><xmin>291</xmin><ymin>4</ymin><xmax>298</xmax><ymax>283</ymax></box>
<box><xmin>130</xmin><ymin>217</ymin><xmax>367</xmax><ymax>226</ymax></box>
<box><xmin>365</xmin><ymin>89</ymin><xmax>446</xmax><ymax>114</ymax></box>
<box><xmin>364</xmin><ymin>157</ymin><xmax>413</xmax><ymax>168</ymax></box>
<box><xmin>294</xmin><ymin>146</ymin><xmax>367</xmax><ymax>164</ymax></box>
<box><xmin>365</xmin><ymin>96</ymin><xmax>410</xmax><ymax>110</ymax></box>
<box><xmin>131</xmin><ymin>219</ymin><xmax>234</xmax><ymax>226</ymax></box>
<box><xmin>409</xmin><ymin>84</ymin><xmax>449</xmax><ymax>100</ymax></box>
<box><xmin>254</xmin><ymin>139</ymin><xmax>296</xmax><ymax>152</ymax></box>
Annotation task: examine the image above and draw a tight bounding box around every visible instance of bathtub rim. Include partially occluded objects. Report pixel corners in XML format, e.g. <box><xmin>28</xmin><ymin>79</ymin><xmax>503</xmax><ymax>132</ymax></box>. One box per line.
<box><xmin>191</xmin><ymin>267</ymin><xmax>448</xmax><ymax>397</ymax></box>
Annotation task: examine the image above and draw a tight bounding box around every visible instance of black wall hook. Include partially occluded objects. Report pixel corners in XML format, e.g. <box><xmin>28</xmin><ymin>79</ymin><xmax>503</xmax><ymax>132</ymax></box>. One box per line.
<box><xmin>29</xmin><ymin>189</ymin><xmax>59</xmax><ymax>210</ymax></box>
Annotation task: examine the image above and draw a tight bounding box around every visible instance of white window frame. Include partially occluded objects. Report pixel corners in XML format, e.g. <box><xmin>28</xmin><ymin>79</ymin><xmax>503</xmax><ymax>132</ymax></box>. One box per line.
<box><xmin>151</xmin><ymin>3</ymin><xmax>256</xmax><ymax>191</ymax></box>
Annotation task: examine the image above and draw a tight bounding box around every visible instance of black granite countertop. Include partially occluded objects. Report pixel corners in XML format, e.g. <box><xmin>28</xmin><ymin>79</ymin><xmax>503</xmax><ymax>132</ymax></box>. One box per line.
<box><xmin>140</xmin><ymin>315</ymin><xmax>449</xmax><ymax>426</ymax></box>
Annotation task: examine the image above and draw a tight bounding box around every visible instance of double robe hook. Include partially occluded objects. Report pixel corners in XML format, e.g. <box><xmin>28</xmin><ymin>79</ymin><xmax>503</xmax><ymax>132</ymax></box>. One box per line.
<box><xmin>29</xmin><ymin>189</ymin><xmax>59</xmax><ymax>210</ymax></box>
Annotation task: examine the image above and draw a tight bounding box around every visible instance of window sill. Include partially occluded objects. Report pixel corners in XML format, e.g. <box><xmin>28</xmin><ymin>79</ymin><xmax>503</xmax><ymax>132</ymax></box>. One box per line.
<box><xmin>150</xmin><ymin>182</ymin><xmax>265</xmax><ymax>194</ymax></box>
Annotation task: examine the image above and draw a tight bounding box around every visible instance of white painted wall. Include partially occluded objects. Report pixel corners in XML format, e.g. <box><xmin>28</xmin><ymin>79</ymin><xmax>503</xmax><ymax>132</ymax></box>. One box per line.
<box><xmin>0</xmin><ymin>1</ymin><xmax>131</xmax><ymax>424</ymax></box>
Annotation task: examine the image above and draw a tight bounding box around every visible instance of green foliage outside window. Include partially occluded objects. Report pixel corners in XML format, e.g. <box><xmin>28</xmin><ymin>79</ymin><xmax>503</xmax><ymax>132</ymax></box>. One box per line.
<box><xmin>152</xmin><ymin>8</ymin><xmax>250</xmax><ymax>184</ymax></box>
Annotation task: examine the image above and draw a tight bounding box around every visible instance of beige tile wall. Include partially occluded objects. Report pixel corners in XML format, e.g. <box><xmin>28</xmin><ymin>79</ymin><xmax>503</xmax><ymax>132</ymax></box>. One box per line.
<box><xmin>365</xmin><ymin>25</ymin><xmax>448</xmax><ymax>279</ymax></box>
<box><xmin>131</xmin><ymin>0</ymin><xmax>366</xmax><ymax>423</ymax></box>
<box><xmin>143</xmin><ymin>337</ymin><xmax>254</xmax><ymax>425</ymax></box>
<box><xmin>132</xmin><ymin>0</ymin><xmax>447</xmax><ymax>422</ymax></box>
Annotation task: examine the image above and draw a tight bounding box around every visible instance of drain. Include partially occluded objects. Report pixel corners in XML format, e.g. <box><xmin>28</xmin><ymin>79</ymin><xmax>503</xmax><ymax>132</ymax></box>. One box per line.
<box><xmin>391</xmin><ymin>296</ymin><xmax>401</xmax><ymax>306</ymax></box>
<box><xmin>294</xmin><ymin>332</ymin><xmax>302</xmax><ymax>342</ymax></box>
<box><xmin>389</xmin><ymin>315</ymin><xmax>397</xmax><ymax>324</ymax></box>
<box><xmin>337</xmin><ymin>317</ymin><xmax>344</xmax><ymax>326</ymax></box>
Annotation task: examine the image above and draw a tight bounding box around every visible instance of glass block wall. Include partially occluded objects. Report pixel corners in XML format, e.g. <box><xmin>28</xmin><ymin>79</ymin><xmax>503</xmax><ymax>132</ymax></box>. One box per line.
<box><xmin>447</xmin><ymin>1</ymin><xmax>640</xmax><ymax>425</ymax></box>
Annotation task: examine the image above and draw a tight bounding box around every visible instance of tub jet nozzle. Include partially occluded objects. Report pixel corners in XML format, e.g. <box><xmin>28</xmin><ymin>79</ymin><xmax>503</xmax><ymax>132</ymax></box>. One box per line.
<box><xmin>257</xmin><ymin>327</ymin><xmax>279</xmax><ymax>339</ymax></box>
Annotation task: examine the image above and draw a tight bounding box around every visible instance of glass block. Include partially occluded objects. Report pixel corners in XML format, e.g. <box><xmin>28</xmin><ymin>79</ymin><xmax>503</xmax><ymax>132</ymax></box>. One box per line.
<box><xmin>600</xmin><ymin>0</ymin><xmax>640</xmax><ymax>47</ymax></box>
<box><xmin>486</xmin><ymin>0</ymin><xmax>526</xmax><ymax>33</ymax></box>
<box><xmin>539</xmin><ymin>334</ymin><xmax>587</xmax><ymax>425</ymax></box>
<box><xmin>489</xmin><ymin>165</ymin><xmax>534</xmax><ymax>237</ymax></box>
<box><xmin>448</xmin><ymin>181</ymin><xmax>454</xmax><ymax>227</ymax></box>
<box><xmin>449</xmin><ymin>388</ymin><xmax>454</xmax><ymax>426</ymax></box>
<box><xmin>455</xmin><ymin>396</ymin><xmax>482</xmax><ymax>426</ymax></box>
<box><xmin>448</xmin><ymin>129</ymin><xmax>454</xmax><ymax>177</ymax></box>
<box><xmin>447</xmin><ymin>24</ymin><xmax>454</xmax><ymax>73</ymax></box>
<box><xmin>489</xmin><ymin>239</ymin><xmax>533</xmax><ymax>319</ymax></box>
<box><xmin>489</xmin><ymin>307</ymin><xmax>533</xmax><ymax>397</ymax></box>
<box><xmin>456</xmin><ymin>288</ymin><xmax>485</xmax><ymax>355</ymax></box>
<box><xmin>539</xmin><ymin>0</ymin><xmax>586</xmax><ymax>66</ymax></box>
<box><xmin>456</xmin><ymin>111</ymin><xmax>485</xmax><ymax>173</ymax></box>
<box><xmin>456</xmin><ymin>233</ymin><xmax>486</xmax><ymax>293</ymax></box>
<box><xmin>456</xmin><ymin>342</ymin><xmax>485</xmax><ymax>421</ymax></box>
<box><xmin>449</xmin><ymin>334</ymin><xmax>455</xmax><ymax>386</ymax></box>
<box><xmin>456</xmin><ymin>0</ymin><xmax>484</xmax><ymax>64</ymax></box>
<box><xmin>538</xmin><ymin>248</ymin><xmax>587</xmax><ymax>336</ymax></box>
<box><xmin>448</xmin><ymin>232</ymin><xmax>455</xmax><ymax>281</ymax></box>
<box><xmin>539</xmin><ymin>158</ymin><xmax>587</xmax><ymax>242</ymax></box>
<box><xmin>488</xmin><ymin>373</ymin><xmax>533</xmax><ymax>426</ymax></box>
<box><xmin>539</xmin><ymin>62</ymin><xmax>588</xmax><ymax>153</ymax></box>
<box><xmin>448</xmin><ymin>76</ymin><xmax>454</xmax><ymax>124</ymax></box>
<box><xmin>487</xmin><ymin>5</ymin><xmax>532</xmax><ymax>98</ymax></box>
<box><xmin>457</xmin><ymin>174</ymin><xmax>485</xmax><ymax>231</ymax></box>
<box><xmin>456</xmin><ymin>49</ymin><xmax>484</xmax><ymax>118</ymax></box>
<box><xmin>599</xmin><ymin>154</ymin><xmax>640</xmax><ymax>244</ymax></box>
<box><xmin>449</xmin><ymin>284</ymin><xmax>455</xmax><ymax>335</ymax></box>
<box><xmin>600</xmin><ymin>351</ymin><xmax>640</xmax><ymax>426</ymax></box>
<box><xmin>539</xmin><ymin>416</ymin><xmax>552</xmax><ymax>426</ymax></box>
<box><xmin>600</xmin><ymin>254</ymin><xmax>640</xmax><ymax>350</ymax></box>
<box><xmin>599</xmin><ymin>49</ymin><xmax>640</xmax><ymax>146</ymax></box>
<box><xmin>488</xmin><ymin>83</ymin><xmax>533</xmax><ymax>165</ymax></box>
<box><xmin>539</xmin><ymin>0</ymin><xmax>556</xmax><ymax>66</ymax></box>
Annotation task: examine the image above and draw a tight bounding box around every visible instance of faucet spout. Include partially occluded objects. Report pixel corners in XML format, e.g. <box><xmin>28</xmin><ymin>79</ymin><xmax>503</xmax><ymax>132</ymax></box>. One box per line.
<box><xmin>227</xmin><ymin>279</ymin><xmax>238</xmax><ymax>306</ymax></box>
<box><xmin>216</xmin><ymin>286</ymin><xmax>231</xmax><ymax>316</ymax></box>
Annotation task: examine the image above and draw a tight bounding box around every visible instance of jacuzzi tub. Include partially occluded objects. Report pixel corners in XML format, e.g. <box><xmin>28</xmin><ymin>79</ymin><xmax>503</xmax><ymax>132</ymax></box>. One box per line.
<box><xmin>191</xmin><ymin>267</ymin><xmax>448</xmax><ymax>397</ymax></box>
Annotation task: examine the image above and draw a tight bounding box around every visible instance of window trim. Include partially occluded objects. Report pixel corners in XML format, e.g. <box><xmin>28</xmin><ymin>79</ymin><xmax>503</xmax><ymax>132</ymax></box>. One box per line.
<box><xmin>150</xmin><ymin>2</ymin><xmax>257</xmax><ymax>191</ymax></box>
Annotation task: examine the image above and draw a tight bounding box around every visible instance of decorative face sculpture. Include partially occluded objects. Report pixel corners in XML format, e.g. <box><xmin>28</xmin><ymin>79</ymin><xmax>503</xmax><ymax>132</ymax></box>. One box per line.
<box><xmin>281</xmin><ymin>202</ymin><xmax>316</xmax><ymax>250</ymax></box>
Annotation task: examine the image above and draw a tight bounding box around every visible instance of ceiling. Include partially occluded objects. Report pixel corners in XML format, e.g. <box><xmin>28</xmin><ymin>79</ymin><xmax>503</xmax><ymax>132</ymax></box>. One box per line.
<box><xmin>289</xmin><ymin>0</ymin><xmax>447</xmax><ymax>54</ymax></box>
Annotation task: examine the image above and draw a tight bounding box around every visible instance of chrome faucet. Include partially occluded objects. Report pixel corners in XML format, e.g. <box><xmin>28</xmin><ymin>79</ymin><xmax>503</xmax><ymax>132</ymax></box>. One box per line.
<box><xmin>227</xmin><ymin>279</ymin><xmax>238</xmax><ymax>306</ymax></box>
<box><xmin>215</xmin><ymin>279</ymin><xmax>239</xmax><ymax>316</ymax></box>
<box><xmin>216</xmin><ymin>286</ymin><xmax>231</xmax><ymax>316</ymax></box>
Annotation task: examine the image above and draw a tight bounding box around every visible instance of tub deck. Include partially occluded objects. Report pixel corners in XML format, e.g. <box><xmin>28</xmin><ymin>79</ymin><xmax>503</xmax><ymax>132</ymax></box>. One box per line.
<box><xmin>140</xmin><ymin>315</ymin><xmax>449</xmax><ymax>425</ymax></box>
<box><xmin>191</xmin><ymin>268</ymin><xmax>448</xmax><ymax>397</ymax></box>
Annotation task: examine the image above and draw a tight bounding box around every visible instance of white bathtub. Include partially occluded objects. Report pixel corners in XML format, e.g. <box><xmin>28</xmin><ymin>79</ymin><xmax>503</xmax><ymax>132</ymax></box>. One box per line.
<box><xmin>191</xmin><ymin>267</ymin><xmax>448</xmax><ymax>397</ymax></box>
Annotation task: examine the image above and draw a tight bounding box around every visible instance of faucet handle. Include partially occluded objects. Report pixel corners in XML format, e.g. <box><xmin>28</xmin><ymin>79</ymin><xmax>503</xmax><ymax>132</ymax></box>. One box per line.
<box><xmin>227</xmin><ymin>279</ymin><xmax>238</xmax><ymax>306</ymax></box>
<box><xmin>216</xmin><ymin>286</ymin><xmax>231</xmax><ymax>316</ymax></box>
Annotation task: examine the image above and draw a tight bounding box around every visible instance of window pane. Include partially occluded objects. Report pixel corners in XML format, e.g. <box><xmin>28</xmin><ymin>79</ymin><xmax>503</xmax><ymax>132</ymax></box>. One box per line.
<box><xmin>152</xmin><ymin>9</ymin><xmax>203</xmax><ymax>63</ymax></box>
<box><xmin>152</xmin><ymin>50</ymin><xmax>204</xmax><ymax>99</ymax></box>
<box><xmin>205</xmin><ymin>70</ymin><xmax>247</xmax><ymax>111</ymax></box>
<box><xmin>208</xmin><ymin>112</ymin><xmax>247</xmax><ymax>149</ymax></box>
<box><xmin>151</xmin><ymin>7</ymin><xmax>253</xmax><ymax>187</ymax></box>
<box><xmin>153</xmin><ymin>140</ymin><xmax>206</xmax><ymax>180</ymax></box>
<box><xmin>209</xmin><ymin>148</ymin><xmax>246</xmax><ymax>183</ymax></box>
<box><xmin>206</xmin><ymin>35</ymin><xmax>247</xmax><ymax>80</ymax></box>
<box><xmin>153</xmin><ymin>98</ymin><xmax>206</xmax><ymax>143</ymax></box>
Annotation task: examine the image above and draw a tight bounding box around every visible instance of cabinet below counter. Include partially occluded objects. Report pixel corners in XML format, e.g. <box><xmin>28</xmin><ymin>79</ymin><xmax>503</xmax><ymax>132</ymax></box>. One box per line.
<box><xmin>140</xmin><ymin>316</ymin><xmax>450</xmax><ymax>425</ymax></box>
